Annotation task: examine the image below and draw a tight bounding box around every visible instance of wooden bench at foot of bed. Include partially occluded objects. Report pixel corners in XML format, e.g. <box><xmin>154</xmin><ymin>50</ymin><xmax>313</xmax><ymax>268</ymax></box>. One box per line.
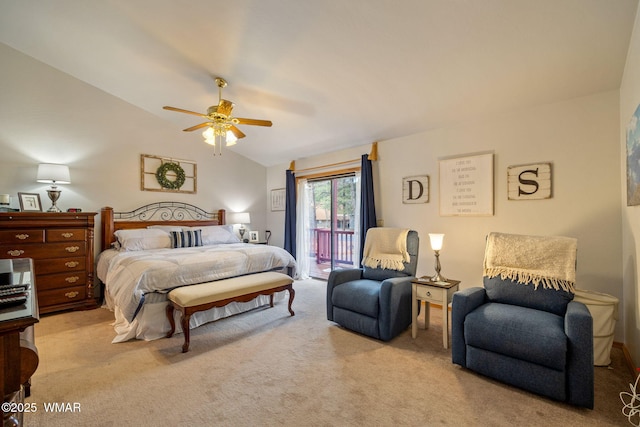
<box><xmin>166</xmin><ymin>272</ymin><xmax>295</xmax><ymax>352</ymax></box>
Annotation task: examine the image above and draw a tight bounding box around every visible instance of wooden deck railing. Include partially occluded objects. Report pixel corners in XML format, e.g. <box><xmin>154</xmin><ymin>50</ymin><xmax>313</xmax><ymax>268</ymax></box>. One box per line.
<box><xmin>311</xmin><ymin>228</ymin><xmax>354</xmax><ymax>265</ymax></box>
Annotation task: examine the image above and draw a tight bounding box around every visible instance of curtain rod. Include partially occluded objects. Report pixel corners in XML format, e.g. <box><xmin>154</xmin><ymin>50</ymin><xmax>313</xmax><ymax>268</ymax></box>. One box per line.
<box><xmin>289</xmin><ymin>142</ymin><xmax>378</xmax><ymax>173</ymax></box>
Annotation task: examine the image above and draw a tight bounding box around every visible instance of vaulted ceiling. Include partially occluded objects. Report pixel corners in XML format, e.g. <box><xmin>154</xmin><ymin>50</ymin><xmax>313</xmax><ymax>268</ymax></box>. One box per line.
<box><xmin>0</xmin><ymin>0</ymin><xmax>637</xmax><ymax>166</ymax></box>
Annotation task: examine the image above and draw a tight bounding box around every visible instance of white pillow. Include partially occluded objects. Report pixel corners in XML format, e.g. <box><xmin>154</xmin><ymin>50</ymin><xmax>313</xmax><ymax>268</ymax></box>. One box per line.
<box><xmin>114</xmin><ymin>228</ymin><xmax>171</xmax><ymax>251</ymax></box>
<box><xmin>147</xmin><ymin>225</ymin><xmax>184</xmax><ymax>232</ymax></box>
<box><xmin>183</xmin><ymin>225</ymin><xmax>240</xmax><ymax>245</ymax></box>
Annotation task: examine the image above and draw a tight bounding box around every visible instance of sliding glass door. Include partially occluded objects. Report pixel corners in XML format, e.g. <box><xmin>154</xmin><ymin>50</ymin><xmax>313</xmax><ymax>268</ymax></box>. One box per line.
<box><xmin>305</xmin><ymin>174</ymin><xmax>358</xmax><ymax>280</ymax></box>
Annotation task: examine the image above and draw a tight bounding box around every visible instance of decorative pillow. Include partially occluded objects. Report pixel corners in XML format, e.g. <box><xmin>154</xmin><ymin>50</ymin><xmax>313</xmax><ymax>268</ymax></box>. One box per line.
<box><xmin>170</xmin><ymin>229</ymin><xmax>203</xmax><ymax>248</ymax></box>
<box><xmin>182</xmin><ymin>225</ymin><xmax>240</xmax><ymax>245</ymax></box>
<box><xmin>114</xmin><ymin>229</ymin><xmax>171</xmax><ymax>251</ymax></box>
<box><xmin>483</xmin><ymin>276</ymin><xmax>574</xmax><ymax>316</ymax></box>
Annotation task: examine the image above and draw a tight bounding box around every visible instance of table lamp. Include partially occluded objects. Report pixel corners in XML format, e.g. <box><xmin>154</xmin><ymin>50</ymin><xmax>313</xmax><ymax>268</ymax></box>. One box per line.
<box><xmin>229</xmin><ymin>212</ymin><xmax>251</xmax><ymax>242</ymax></box>
<box><xmin>37</xmin><ymin>163</ymin><xmax>70</xmax><ymax>212</ymax></box>
<box><xmin>428</xmin><ymin>233</ymin><xmax>447</xmax><ymax>282</ymax></box>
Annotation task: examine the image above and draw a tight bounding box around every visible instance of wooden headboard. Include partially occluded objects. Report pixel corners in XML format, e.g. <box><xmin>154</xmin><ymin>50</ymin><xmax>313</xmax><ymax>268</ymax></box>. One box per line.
<box><xmin>101</xmin><ymin>202</ymin><xmax>226</xmax><ymax>251</ymax></box>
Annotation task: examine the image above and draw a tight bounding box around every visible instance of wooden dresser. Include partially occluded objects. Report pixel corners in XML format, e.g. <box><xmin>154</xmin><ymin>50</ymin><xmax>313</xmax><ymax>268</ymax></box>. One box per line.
<box><xmin>0</xmin><ymin>212</ymin><xmax>98</xmax><ymax>314</ymax></box>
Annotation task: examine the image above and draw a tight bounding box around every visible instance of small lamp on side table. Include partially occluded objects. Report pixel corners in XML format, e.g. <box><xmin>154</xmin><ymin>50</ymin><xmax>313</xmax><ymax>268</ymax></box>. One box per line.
<box><xmin>229</xmin><ymin>212</ymin><xmax>251</xmax><ymax>242</ymax></box>
<box><xmin>428</xmin><ymin>233</ymin><xmax>447</xmax><ymax>282</ymax></box>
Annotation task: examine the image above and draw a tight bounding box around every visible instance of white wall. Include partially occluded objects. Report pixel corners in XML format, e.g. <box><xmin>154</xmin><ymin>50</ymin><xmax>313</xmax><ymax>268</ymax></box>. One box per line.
<box><xmin>620</xmin><ymin>8</ymin><xmax>640</xmax><ymax>368</ymax></box>
<box><xmin>269</xmin><ymin>90</ymin><xmax>623</xmax><ymax>341</ymax></box>
<box><xmin>0</xmin><ymin>43</ymin><xmax>268</xmax><ymax>250</ymax></box>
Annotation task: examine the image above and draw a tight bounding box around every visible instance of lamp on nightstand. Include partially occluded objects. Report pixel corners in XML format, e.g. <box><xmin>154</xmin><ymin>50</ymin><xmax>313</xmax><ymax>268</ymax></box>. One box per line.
<box><xmin>36</xmin><ymin>163</ymin><xmax>71</xmax><ymax>212</ymax></box>
<box><xmin>229</xmin><ymin>212</ymin><xmax>251</xmax><ymax>242</ymax></box>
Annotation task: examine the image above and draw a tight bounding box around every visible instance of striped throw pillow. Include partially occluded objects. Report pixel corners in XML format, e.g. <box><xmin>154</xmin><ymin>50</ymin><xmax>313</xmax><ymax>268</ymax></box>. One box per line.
<box><xmin>170</xmin><ymin>229</ymin><xmax>203</xmax><ymax>248</ymax></box>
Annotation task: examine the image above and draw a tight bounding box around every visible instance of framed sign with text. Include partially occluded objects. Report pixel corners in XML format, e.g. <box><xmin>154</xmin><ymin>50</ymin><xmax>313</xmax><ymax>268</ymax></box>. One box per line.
<box><xmin>439</xmin><ymin>153</ymin><xmax>494</xmax><ymax>216</ymax></box>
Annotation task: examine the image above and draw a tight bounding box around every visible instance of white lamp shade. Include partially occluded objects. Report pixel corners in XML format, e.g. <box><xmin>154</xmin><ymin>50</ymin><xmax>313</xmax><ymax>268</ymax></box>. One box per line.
<box><xmin>428</xmin><ymin>233</ymin><xmax>445</xmax><ymax>251</ymax></box>
<box><xmin>36</xmin><ymin>164</ymin><xmax>70</xmax><ymax>184</ymax></box>
<box><xmin>229</xmin><ymin>212</ymin><xmax>251</xmax><ymax>224</ymax></box>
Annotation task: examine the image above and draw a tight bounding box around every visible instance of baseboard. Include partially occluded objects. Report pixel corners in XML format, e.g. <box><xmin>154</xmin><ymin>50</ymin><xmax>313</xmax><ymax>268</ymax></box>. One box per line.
<box><xmin>613</xmin><ymin>341</ymin><xmax>638</xmax><ymax>378</ymax></box>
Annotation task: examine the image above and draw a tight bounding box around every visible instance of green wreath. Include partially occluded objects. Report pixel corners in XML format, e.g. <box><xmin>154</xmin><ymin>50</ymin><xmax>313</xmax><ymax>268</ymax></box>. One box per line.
<box><xmin>156</xmin><ymin>162</ymin><xmax>186</xmax><ymax>190</ymax></box>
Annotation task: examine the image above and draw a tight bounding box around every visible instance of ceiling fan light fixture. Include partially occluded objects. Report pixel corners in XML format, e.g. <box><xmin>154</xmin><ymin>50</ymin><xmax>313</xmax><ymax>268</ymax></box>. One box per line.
<box><xmin>225</xmin><ymin>130</ymin><xmax>238</xmax><ymax>146</ymax></box>
<box><xmin>164</xmin><ymin>76</ymin><xmax>271</xmax><ymax>156</ymax></box>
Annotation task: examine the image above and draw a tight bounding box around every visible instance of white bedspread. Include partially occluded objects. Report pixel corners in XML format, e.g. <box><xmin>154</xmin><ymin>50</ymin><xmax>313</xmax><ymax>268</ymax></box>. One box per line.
<box><xmin>97</xmin><ymin>243</ymin><xmax>297</xmax><ymax>322</ymax></box>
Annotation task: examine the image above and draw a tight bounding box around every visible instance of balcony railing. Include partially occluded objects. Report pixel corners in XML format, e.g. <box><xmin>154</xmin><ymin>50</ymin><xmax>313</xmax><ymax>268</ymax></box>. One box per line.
<box><xmin>310</xmin><ymin>228</ymin><xmax>354</xmax><ymax>265</ymax></box>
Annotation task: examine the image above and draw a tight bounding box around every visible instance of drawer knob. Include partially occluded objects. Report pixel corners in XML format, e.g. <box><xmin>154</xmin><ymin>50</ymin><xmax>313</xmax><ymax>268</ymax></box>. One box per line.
<box><xmin>65</xmin><ymin>261</ymin><xmax>79</xmax><ymax>268</ymax></box>
<box><xmin>64</xmin><ymin>291</ymin><xmax>79</xmax><ymax>299</ymax></box>
<box><xmin>65</xmin><ymin>246</ymin><xmax>80</xmax><ymax>253</ymax></box>
<box><xmin>65</xmin><ymin>276</ymin><xmax>80</xmax><ymax>283</ymax></box>
<box><xmin>15</xmin><ymin>233</ymin><xmax>29</xmax><ymax>240</ymax></box>
<box><xmin>61</xmin><ymin>232</ymin><xmax>74</xmax><ymax>238</ymax></box>
<box><xmin>426</xmin><ymin>291</ymin><xmax>431</xmax><ymax>297</ymax></box>
<box><xmin>7</xmin><ymin>249</ymin><xmax>24</xmax><ymax>257</ymax></box>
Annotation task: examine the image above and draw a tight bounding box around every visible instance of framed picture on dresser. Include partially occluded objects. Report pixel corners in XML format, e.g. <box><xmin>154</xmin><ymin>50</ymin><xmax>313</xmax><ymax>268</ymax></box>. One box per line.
<box><xmin>17</xmin><ymin>192</ymin><xmax>42</xmax><ymax>212</ymax></box>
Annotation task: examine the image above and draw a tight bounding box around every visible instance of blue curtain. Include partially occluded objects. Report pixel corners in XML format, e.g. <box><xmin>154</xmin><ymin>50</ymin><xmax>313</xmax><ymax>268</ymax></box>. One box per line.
<box><xmin>284</xmin><ymin>169</ymin><xmax>296</xmax><ymax>257</ymax></box>
<box><xmin>359</xmin><ymin>154</ymin><xmax>377</xmax><ymax>262</ymax></box>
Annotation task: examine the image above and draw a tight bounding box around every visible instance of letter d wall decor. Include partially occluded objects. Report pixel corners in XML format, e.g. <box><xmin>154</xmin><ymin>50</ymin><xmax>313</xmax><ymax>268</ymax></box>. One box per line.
<box><xmin>507</xmin><ymin>162</ymin><xmax>552</xmax><ymax>200</ymax></box>
<box><xmin>402</xmin><ymin>175</ymin><xmax>429</xmax><ymax>204</ymax></box>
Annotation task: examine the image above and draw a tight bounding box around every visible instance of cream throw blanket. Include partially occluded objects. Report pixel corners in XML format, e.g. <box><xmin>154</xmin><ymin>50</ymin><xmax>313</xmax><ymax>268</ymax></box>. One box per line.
<box><xmin>362</xmin><ymin>228</ymin><xmax>410</xmax><ymax>271</ymax></box>
<box><xmin>483</xmin><ymin>232</ymin><xmax>577</xmax><ymax>292</ymax></box>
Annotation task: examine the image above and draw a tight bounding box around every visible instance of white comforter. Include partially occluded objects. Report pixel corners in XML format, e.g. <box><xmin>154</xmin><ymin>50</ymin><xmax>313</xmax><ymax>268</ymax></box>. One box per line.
<box><xmin>97</xmin><ymin>243</ymin><xmax>297</xmax><ymax>322</ymax></box>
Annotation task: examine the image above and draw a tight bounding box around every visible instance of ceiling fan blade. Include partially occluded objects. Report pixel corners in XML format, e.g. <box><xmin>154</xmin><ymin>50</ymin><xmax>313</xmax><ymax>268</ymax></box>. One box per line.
<box><xmin>163</xmin><ymin>106</ymin><xmax>207</xmax><ymax>118</ymax></box>
<box><xmin>229</xmin><ymin>125</ymin><xmax>246</xmax><ymax>139</ymax></box>
<box><xmin>235</xmin><ymin>118</ymin><xmax>273</xmax><ymax>127</ymax></box>
<box><xmin>217</xmin><ymin>99</ymin><xmax>234</xmax><ymax>117</ymax></box>
<box><xmin>183</xmin><ymin>122</ymin><xmax>211</xmax><ymax>132</ymax></box>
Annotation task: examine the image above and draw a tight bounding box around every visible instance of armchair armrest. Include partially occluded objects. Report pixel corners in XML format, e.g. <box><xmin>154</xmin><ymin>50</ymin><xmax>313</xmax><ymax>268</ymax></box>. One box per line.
<box><xmin>564</xmin><ymin>300</ymin><xmax>594</xmax><ymax>408</ymax></box>
<box><xmin>378</xmin><ymin>276</ymin><xmax>415</xmax><ymax>341</ymax></box>
<box><xmin>326</xmin><ymin>268</ymin><xmax>364</xmax><ymax>321</ymax></box>
<box><xmin>451</xmin><ymin>287</ymin><xmax>486</xmax><ymax>367</ymax></box>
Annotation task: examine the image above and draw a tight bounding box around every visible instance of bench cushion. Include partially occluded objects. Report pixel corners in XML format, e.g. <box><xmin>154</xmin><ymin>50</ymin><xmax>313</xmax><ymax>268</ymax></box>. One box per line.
<box><xmin>169</xmin><ymin>272</ymin><xmax>293</xmax><ymax>307</ymax></box>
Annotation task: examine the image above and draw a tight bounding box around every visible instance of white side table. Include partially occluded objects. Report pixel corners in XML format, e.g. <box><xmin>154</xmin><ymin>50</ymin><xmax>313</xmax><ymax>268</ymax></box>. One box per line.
<box><xmin>411</xmin><ymin>278</ymin><xmax>460</xmax><ymax>348</ymax></box>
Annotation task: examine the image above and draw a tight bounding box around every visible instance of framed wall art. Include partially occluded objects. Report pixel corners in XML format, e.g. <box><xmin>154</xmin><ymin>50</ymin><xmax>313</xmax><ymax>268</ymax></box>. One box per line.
<box><xmin>507</xmin><ymin>162</ymin><xmax>552</xmax><ymax>200</ymax></box>
<box><xmin>402</xmin><ymin>175</ymin><xmax>429</xmax><ymax>204</ymax></box>
<box><xmin>271</xmin><ymin>188</ymin><xmax>286</xmax><ymax>211</ymax></box>
<box><xmin>627</xmin><ymin>104</ymin><xmax>640</xmax><ymax>206</ymax></box>
<box><xmin>439</xmin><ymin>152</ymin><xmax>494</xmax><ymax>216</ymax></box>
<box><xmin>141</xmin><ymin>154</ymin><xmax>197</xmax><ymax>194</ymax></box>
<box><xmin>17</xmin><ymin>192</ymin><xmax>42</xmax><ymax>212</ymax></box>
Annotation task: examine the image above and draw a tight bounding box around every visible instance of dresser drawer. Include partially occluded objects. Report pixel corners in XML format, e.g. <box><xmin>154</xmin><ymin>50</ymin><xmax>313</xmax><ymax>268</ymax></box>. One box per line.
<box><xmin>34</xmin><ymin>257</ymin><xmax>85</xmax><ymax>275</ymax></box>
<box><xmin>47</xmin><ymin>228</ymin><xmax>86</xmax><ymax>242</ymax></box>
<box><xmin>415</xmin><ymin>284</ymin><xmax>446</xmax><ymax>303</ymax></box>
<box><xmin>36</xmin><ymin>271</ymin><xmax>86</xmax><ymax>291</ymax></box>
<box><xmin>0</xmin><ymin>229</ymin><xmax>44</xmax><ymax>244</ymax></box>
<box><xmin>0</xmin><ymin>242</ymin><xmax>86</xmax><ymax>259</ymax></box>
<box><xmin>38</xmin><ymin>286</ymin><xmax>86</xmax><ymax>307</ymax></box>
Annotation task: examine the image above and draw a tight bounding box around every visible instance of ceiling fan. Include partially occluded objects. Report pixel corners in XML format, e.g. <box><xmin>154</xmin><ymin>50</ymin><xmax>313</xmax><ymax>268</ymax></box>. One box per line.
<box><xmin>163</xmin><ymin>77</ymin><xmax>272</xmax><ymax>155</ymax></box>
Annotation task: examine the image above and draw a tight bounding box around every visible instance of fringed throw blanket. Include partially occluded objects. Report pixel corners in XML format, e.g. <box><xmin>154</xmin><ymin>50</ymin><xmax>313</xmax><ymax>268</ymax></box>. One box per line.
<box><xmin>483</xmin><ymin>232</ymin><xmax>577</xmax><ymax>292</ymax></box>
<box><xmin>362</xmin><ymin>228</ymin><xmax>410</xmax><ymax>271</ymax></box>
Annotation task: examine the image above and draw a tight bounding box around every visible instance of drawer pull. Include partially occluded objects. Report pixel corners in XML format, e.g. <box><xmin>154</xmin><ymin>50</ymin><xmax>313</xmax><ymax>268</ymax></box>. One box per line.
<box><xmin>15</xmin><ymin>233</ymin><xmax>29</xmax><ymax>240</ymax></box>
<box><xmin>61</xmin><ymin>232</ymin><xmax>74</xmax><ymax>238</ymax></box>
<box><xmin>65</xmin><ymin>276</ymin><xmax>80</xmax><ymax>283</ymax></box>
<box><xmin>65</xmin><ymin>246</ymin><xmax>80</xmax><ymax>253</ymax></box>
<box><xmin>64</xmin><ymin>291</ymin><xmax>79</xmax><ymax>299</ymax></box>
<box><xmin>426</xmin><ymin>291</ymin><xmax>431</xmax><ymax>297</ymax></box>
<box><xmin>65</xmin><ymin>261</ymin><xmax>79</xmax><ymax>268</ymax></box>
<box><xmin>7</xmin><ymin>249</ymin><xmax>24</xmax><ymax>257</ymax></box>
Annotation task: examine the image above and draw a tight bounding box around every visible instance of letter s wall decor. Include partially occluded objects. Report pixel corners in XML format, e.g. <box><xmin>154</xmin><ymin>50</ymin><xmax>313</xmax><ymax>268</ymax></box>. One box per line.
<box><xmin>507</xmin><ymin>162</ymin><xmax>552</xmax><ymax>200</ymax></box>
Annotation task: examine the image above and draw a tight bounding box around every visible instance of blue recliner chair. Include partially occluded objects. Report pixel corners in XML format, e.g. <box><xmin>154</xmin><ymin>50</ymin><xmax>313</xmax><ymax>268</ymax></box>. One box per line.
<box><xmin>326</xmin><ymin>228</ymin><xmax>419</xmax><ymax>341</ymax></box>
<box><xmin>451</xmin><ymin>232</ymin><xmax>594</xmax><ymax>408</ymax></box>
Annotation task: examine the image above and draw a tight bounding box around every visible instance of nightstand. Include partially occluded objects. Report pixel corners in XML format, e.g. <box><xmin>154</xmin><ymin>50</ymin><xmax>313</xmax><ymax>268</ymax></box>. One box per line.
<box><xmin>411</xmin><ymin>277</ymin><xmax>460</xmax><ymax>348</ymax></box>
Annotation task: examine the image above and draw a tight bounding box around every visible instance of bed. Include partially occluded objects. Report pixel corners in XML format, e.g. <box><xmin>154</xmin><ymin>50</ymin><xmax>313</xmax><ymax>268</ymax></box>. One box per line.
<box><xmin>96</xmin><ymin>202</ymin><xmax>297</xmax><ymax>342</ymax></box>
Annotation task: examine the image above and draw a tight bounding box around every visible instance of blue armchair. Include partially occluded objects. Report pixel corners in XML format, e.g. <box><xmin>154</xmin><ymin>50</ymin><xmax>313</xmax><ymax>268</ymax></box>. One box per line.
<box><xmin>326</xmin><ymin>228</ymin><xmax>419</xmax><ymax>341</ymax></box>
<box><xmin>451</xmin><ymin>232</ymin><xmax>594</xmax><ymax>408</ymax></box>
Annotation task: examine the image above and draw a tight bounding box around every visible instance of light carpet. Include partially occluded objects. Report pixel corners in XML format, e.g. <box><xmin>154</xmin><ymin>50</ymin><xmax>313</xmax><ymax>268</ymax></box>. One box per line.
<box><xmin>24</xmin><ymin>279</ymin><xmax>633</xmax><ymax>426</ymax></box>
